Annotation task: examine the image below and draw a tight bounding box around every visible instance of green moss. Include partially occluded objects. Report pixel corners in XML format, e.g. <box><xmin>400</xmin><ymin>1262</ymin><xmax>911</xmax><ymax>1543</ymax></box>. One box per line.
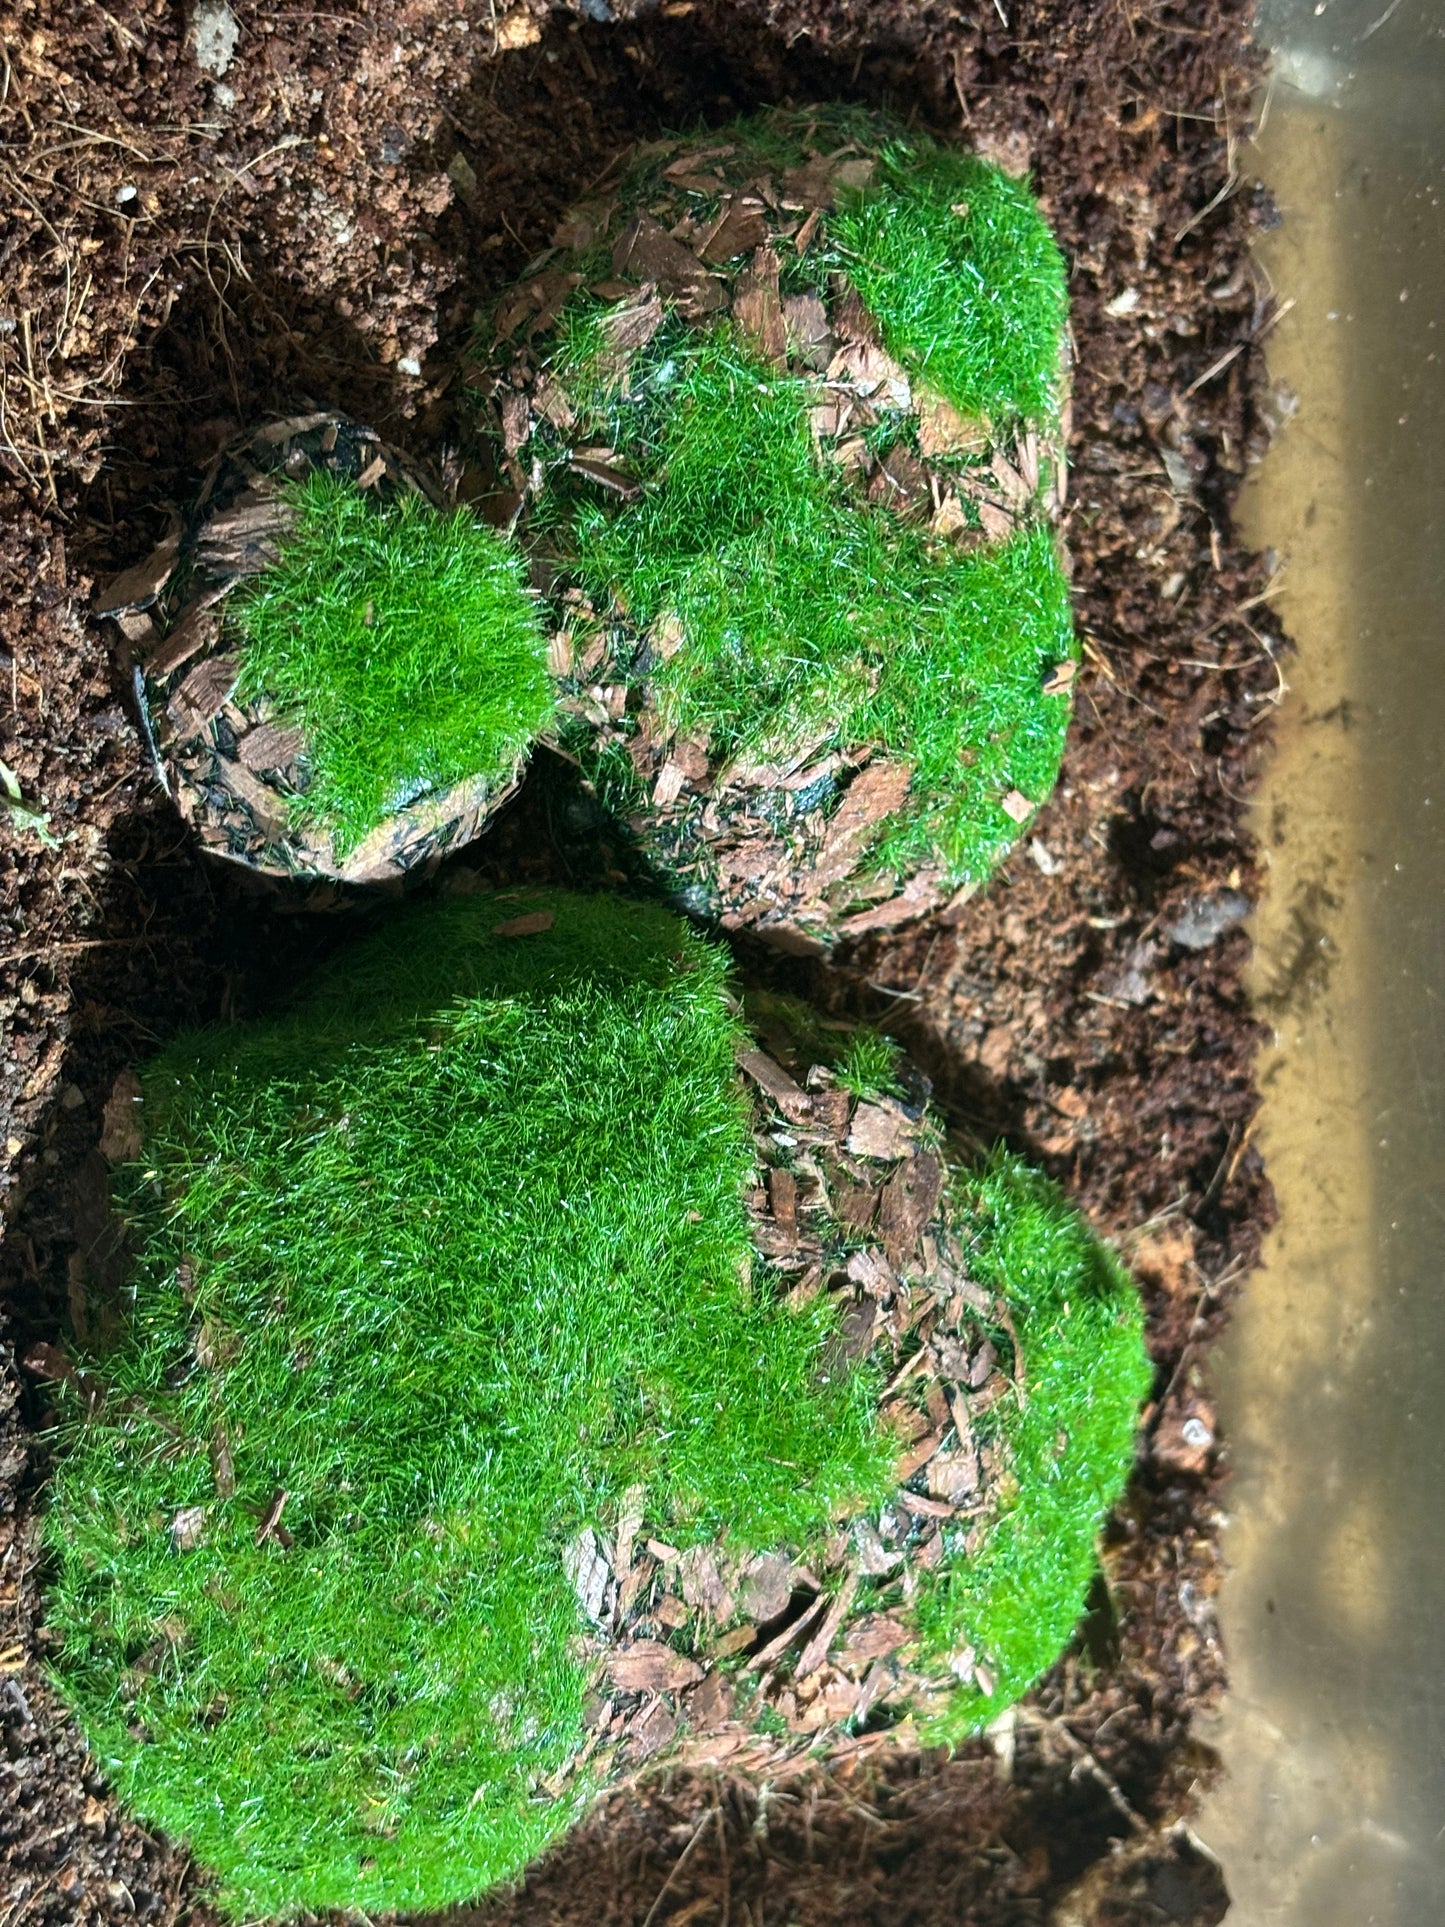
<box><xmin>829</xmin><ymin>143</ymin><xmax>1068</xmax><ymax>428</ymax></box>
<box><xmin>43</xmin><ymin>898</ymin><xmax>1145</xmax><ymax>1916</ymax></box>
<box><xmin>43</xmin><ymin>893</ymin><xmax>894</xmax><ymax>1919</ymax></box>
<box><xmin>613</xmin><ymin>104</ymin><xmax>1067</xmax><ymax>428</ymax></box>
<box><xmin>549</xmin><ymin>322</ymin><xmax>1074</xmax><ymax>881</ymax></box>
<box><xmin>914</xmin><ymin>1155</ymin><xmax>1154</xmax><ymax>1737</ymax></box>
<box><xmin>230</xmin><ymin>473</ymin><xmax>554</xmax><ymax>856</ymax></box>
<box><xmin>834</xmin><ymin>1027</ymin><xmax>905</xmax><ymax>1101</ymax></box>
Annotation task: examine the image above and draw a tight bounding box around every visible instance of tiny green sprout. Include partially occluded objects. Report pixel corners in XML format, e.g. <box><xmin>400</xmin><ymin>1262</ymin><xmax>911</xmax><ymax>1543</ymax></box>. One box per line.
<box><xmin>0</xmin><ymin>755</ymin><xmax>58</xmax><ymax>847</ymax></box>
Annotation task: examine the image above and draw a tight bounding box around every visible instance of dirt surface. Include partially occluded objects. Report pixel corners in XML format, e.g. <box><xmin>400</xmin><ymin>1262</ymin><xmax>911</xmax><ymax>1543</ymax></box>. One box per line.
<box><xmin>0</xmin><ymin>0</ymin><xmax>1280</xmax><ymax>1921</ymax></box>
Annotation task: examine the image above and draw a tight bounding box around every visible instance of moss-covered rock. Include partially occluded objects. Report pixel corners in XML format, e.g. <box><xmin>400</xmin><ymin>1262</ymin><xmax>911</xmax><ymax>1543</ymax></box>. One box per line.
<box><xmin>469</xmin><ymin>106</ymin><xmax>1075</xmax><ymax>948</ymax></box>
<box><xmin>45</xmin><ymin>890</ymin><xmax>1147</xmax><ymax>1918</ymax></box>
<box><xmin>97</xmin><ymin>412</ymin><xmax>553</xmax><ymax>885</ymax></box>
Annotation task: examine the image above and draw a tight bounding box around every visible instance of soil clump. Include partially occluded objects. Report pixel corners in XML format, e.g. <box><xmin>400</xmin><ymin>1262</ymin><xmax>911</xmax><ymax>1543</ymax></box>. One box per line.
<box><xmin>0</xmin><ymin>0</ymin><xmax>1278</xmax><ymax>1922</ymax></box>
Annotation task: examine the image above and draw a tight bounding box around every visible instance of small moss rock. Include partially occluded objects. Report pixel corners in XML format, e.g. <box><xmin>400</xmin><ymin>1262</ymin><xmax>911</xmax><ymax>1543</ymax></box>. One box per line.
<box><xmin>470</xmin><ymin>106</ymin><xmax>1076</xmax><ymax>948</ymax></box>
<box><xmin>45</xmin><ymin>890</ymin><xmax>1147</xmax><ymax>1918</ymax></box>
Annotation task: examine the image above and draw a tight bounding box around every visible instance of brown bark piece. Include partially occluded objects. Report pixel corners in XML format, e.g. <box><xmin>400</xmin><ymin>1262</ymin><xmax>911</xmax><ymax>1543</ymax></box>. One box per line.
<box><xmin>736</xmin><ymin>1049</ymin><xmax>812</xmax><ymax>1123</ymax></box>
<box><xmin>612</xmin><ymin>215</ymin><xmax>725</xmax><ymax>316</ymax></box>
<box><xmin>878</xmin><ymin>1153</ymin><xmax>943</xmax><ymax>1266</ymax></box>
<box><xmin>606</xmin><ymin>1641</ymin><xmax>705</xmax><ymax>1693</ymax></box>
<box><xmin>810</xmin><ymin>761</ymin><xmax>912</xmax><ymax>889</ymax></box>
<box><xmin>731</xmin><ymin>245</ymin><xmax>786</xmax><ymax>365</ymax></box>
<box><xmin>894</xmin><ymin>1431</ymin><xmax>944</xmax><ymax>1481</ymax></box>
<box><xmin>599</xmin><ymin>287</ymin><xmax>665</xmax><ymax>354</ymax></box>
<box><xmin>837</xmin><ymin>1614</ymin><xmax>912</xmax><ymax>1668</ymax></box>
<box><xmin>169</xmin><ymin>653</ymin><xmax>240</xmax><ymax>731</ymax></box>
<box><xmin>836</xmin><ymin>875</ymin><xmax>942</xmax><ymax>937</ymax></box>
<box><xmin>493</xmin><ymin>911</ymin><xmax>555</xmax><ymax>938</ymax></box>
<box><xmin>99</xmin><ymin>1068</ymin><xmax>143</xmax><ymax>1162</ymax></box>
<box><xmin>94</xmin><ymin>534</ymin><xmax>181</xmax><ymax>615</ymax></box>
<box><xmin>847</xmin><ymin>1100</ymin><xmax>916</xmax><ymax>1162</ymax></box>
<box><xmin>699</xmin><ymin>196</ymin><xmax>770</xmax><ymax>264</ymax></box>
<box><xmin>145</xmin><ymin>603</ymin><xmax>223</xmax><ymax>680</ymax></box>
<box><xmin>236</xmin><ymin>722</ymin><xmax>306</xmax><ymax>771</ymax></box>
<box><xmin>916</xmin><ymin>387</ymin><xmax>991</xmax><ymax>458</ymax></box>
<box><xmin>740</xmin><ymin>1553</ymin><xmax>798</xmax><ymax>1624</ymax></box>
<box><xmin>766</xmin><ymin>1167</ymin><xmax>798</xmax><ymax>1244</ymax></box>
<box><xmin>796</xmin><ymin>1570</ymin><xmax>859</xmax><ymax>1681</ymax></box>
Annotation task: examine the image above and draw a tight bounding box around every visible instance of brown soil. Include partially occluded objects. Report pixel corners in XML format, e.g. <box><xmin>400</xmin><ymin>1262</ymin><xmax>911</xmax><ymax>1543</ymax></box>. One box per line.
<box><xmin>0</xmin><ymin>1</ymin><xmax>1279</xmax><ymax>1923</ymax></box>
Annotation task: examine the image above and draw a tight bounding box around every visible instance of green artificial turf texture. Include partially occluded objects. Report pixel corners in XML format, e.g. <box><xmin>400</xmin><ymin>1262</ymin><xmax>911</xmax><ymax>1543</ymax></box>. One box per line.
<box><xmin>916</xmin><ymin>1154</ymin><xmax>1154</xmax><ymax>1736</ymax></box>
<box><xmin>43</xmin><ymin>896</ymin><xmax>1146</xmax><ymax>1918</ymax></box>
<box><xmin>548</xmin><ymin>322</ymin><xmax>1074</xmax><ymax>883</ymax></box>
<box><xmin>230</xmin><ymin>473</ymin><xmax>554</xmax><ymax>855</ymax></box>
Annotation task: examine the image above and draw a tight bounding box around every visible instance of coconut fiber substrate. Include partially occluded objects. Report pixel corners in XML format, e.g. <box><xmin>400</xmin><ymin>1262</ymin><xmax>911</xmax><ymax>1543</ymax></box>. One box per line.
<box><xmin>0</xmin><ymin>0</ymin><xmax>1280</xmax><ymax>1922</ymax></box>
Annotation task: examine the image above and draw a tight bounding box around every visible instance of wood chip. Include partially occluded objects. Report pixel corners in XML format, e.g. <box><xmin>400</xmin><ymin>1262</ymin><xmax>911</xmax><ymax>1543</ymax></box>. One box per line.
<box><xmin>851</xmin><ymin>1517</ymin><xmax>903</xmax><ymax>1576</ymax></box>
<box><xmin>792</xmin><ymin>205</ymin><xmax>823</xmax><ymax>252</ymax></box>
<box><xmin>1001</xmin><ymin>789</ymin><xmax>1034</xmax><ymax>824</ymax></box>
<box><xmin>878</xmin><ymin>1153</ymin><xmax>943</xmax><ymax>1266</ymax></box>
<box><xmin>699</xmin><ymin>196</ymin><xmax>770</xmax><ymax>264</ymax></box>
<box><xmin>565</xmin><ymin>1527</ymin><xmax>611</xmax><ymax>1625</ymax></box>
<box><xmin>731</xmin><ymin>244</ymin><xmax>786</xmax><ymax>364</ymax></box>
<box><xmin>678</xmin><ymin>1545</ymin><xmax>733</xmax><ymax>1622</ymax></box>
<box><xmin>612</xmin><ymin>214</ymin><xmax>725</xmax><ymax>316</ymax></box>
<box><xmin>811</xmin><ymin>761</ymin><xmax>912</xmax><ymax>888</ymax></box>
<box><xmin>94</xmin><ymin>534</ymin><xmax>180</xmax><ymax>615</ymax></box>
<box><xmin>652</xmin><ymin>760</ymin><xmax>686</xmax><ymax>807</ymax></box>
<box><xmin>836</xmin><ymin>875</ymin><xmax>940</xmax><ymax>937</ymax></box>
<box><xmin>896</xmin><ymin>1489</ymin><xmax>955</xmax><ymax>1520</ymax></box>
<box><xmin>170</xmin><ymin>1505</ymin><xmax>207</xmax><ymax>1551</ymax></box>
<box><xmin>493</xmin><ymin>910</ymin><xmax>555</xmax><ymax>937</ymax></box>
<box><xmin>144</xmin><ymin>603</ymin><xmax>223</xmax><ymax>680</ymax></box>
<box><xmin>1042</xmin><ymin>659</ymin><xmax>1078</xmax><ymax>696</ymax></box>
<box><xmin>569</xmin><ymin>455</ymin><xmax>640</xmax><ymax>497</ymax></box>
<box><xmin>687</xmin><ymin>1669</ymin><xmax>736</xmax><ymax>1725</ymax></box>
<box><xmin>99</xmin><ymin>1067</ymin><xmax>143</xmax><ymax>1161</ymax></box>
<box><xmin>236</xmin><ymin>722</ymin><xmax>306</xmax><ymax>771</ymax></box>
<box><xmin>837</xmin><ymin>1613</ymin><xmax>912</xmax><ymax>1667</ymax></box>
<box><xmin>893</xmin><ymin>1431</ymin><xmax>944</xmax><ymax>1482</ymax></box>
<box><xmin>766</xmin><ymin>1167</ymin><xmax>798</xmax><ymax>1245</ymax></box>
<box><xmin>253</xmin><ymin>1488</ymin><xmax>291</xmax><ymax>1549</ymax></box>
<box><xmin>622</xmin><ymin>1694</ymin><xmax>679</xmax><ymax>1758</ymax></box>
<box><xmin>745</xmin><ymin>1593</ymin><xmax>827</xmax><ymax>1672</ymax></box>
<box><xmin>599</xmin><ymin>286</ymin><xmax>665</xmax><ymax>354</ymax></box>
<box><xmin>736</xmin><ymin>1048</ymin><xmax>812</xmax><ymax>1123</ymax></box>
<box><xmin>551</xmin><ymin>198</ymin><xmax>615</xmax><ymax>252</ymax></box>
<box><xmin>847</xmin><ymin>1101</ymin><xmax>916</xmax><ymax>1162</ymax></box>
<box><xmin>916</xmin><ymin>387</ymin><xmax>990</xmax><ymax>458</ymax></box>
<box><xmin>169</xmin><ymin>653</ymin><xmax>240</xmax><ymax>732</ymax></box>
<box><xmin>211</xmin><ymin>1428</ymin><xmax>235</xmax><ymax>1500</ymax></box>
<box><xmin>740</xmin><ymin>1552</ymin><xmax>798</xmax><ymax>1624</ymax></box>
<box><xmin>927</xmin><ymin>1446</ymin><xmax>981</xmax><ymax>1505</ymax></box>
<box><xmin>606</xmin><ymin>1641</ymin><xmax>705</xmax><ymax>1693</ymax></box>
<box><xmin>499</xmin><ymin>390</ymin><xmax>531</xmax><ymax>456</ymax></box>
<box><xmin>796</xmin><ymin>1570</ymin><xmax>859</xmax><ymax>1680</ymax></box>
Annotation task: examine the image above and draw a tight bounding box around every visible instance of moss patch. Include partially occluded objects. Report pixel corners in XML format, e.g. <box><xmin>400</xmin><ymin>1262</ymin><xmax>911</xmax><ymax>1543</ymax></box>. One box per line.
<box><xmin>547</xmin><ymin>320</ymin><xmax>1074</xmax><ymax>882</ymax></box>
<box><xmin>915</xmin><ymin>1155</ymin><xmax>1154</xmax><ymax>1734</ymax></box>
<box><xmin>44</xmin><ymin>895</ymin><xmax>1145</xmax><ymax>1918</ymax></box>
<box><xmin>230</xmin><ymin>473</ymin><xmax>553</xmax><ymax>855</ymax></box>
